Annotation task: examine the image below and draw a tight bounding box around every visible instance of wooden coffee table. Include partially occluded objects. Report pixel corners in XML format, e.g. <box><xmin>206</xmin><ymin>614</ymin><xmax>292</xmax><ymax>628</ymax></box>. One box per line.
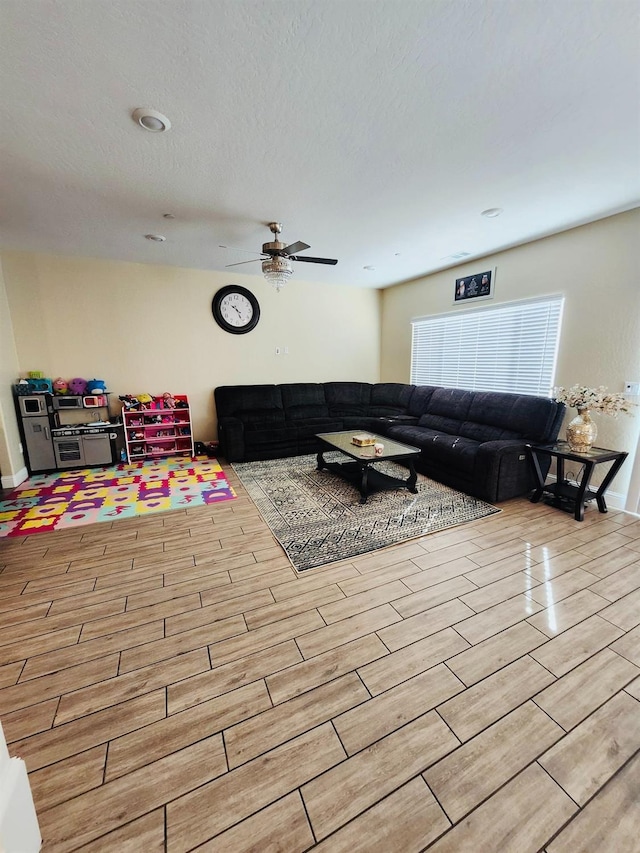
<box><xmin>316</xmin><ymin>430</ymin><xmax>421</xmax><ymax>504</ymax></box>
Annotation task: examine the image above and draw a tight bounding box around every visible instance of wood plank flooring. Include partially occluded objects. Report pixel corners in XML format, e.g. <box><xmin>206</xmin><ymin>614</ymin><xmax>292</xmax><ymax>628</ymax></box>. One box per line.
<box><xmin>1</xmin><ymin>462</ymin><xmax>639</xmax><ymax>852</ymax></box>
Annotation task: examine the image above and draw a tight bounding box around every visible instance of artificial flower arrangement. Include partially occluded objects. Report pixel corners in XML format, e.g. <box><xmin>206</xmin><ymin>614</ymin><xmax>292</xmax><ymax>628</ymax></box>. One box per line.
<box><xmin>553</xmin><ymin>385</ymin><xmax>635</xmax><ymax>416</ymax></box>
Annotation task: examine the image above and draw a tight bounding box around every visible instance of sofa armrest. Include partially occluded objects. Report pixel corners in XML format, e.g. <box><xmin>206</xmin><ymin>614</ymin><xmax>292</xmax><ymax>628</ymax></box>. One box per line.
<box><xmin>217</xmin><ymin>417</ymin><xmax>245</xmax><ymax>462</ymax></box>
<box><xmin>476</xmin><ymin>440</ymin><xmax>549</xmax><ymax>503</ymax></box>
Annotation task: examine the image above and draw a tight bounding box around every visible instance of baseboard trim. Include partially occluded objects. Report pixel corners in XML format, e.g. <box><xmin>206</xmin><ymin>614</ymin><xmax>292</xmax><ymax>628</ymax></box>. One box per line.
<box><xmin>1</xmin><ymin>467</ymin><xmax>28</xmax><ymax>489</ymax></box>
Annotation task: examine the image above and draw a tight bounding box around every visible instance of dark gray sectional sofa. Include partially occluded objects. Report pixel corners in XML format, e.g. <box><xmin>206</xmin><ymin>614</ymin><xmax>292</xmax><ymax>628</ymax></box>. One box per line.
<box><xmin>214</xmin><ymin>382</ymin><xmax>565</xmax><ymax>502</ymax></box>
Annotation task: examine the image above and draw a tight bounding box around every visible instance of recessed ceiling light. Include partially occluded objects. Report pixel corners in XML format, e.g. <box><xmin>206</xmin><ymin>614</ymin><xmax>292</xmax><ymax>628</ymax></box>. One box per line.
<box><xmin>363</xmin><ymin>265</ymin><xmax>375</xmax><ymax>271</ymax></box>
<box><xmin>132</xmin><ymin>108</ymin><xmax>171</xmax><ymax>132</ymax></box>
<box><xmin>145</xmin><ymin>234</ymin><xmax>166</xmax><ymax>242</ymax></box>
<box><xmin>481</xmin><ymin>208</ymin><xmax>503</xmax><ymax>218</ymax></box>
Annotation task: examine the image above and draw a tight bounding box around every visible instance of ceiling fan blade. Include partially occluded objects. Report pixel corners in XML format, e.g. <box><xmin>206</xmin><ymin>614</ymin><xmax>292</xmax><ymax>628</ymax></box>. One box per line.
<box><xmin>219</xmin><ymin>245</ymin><xmax>263</xmax><ymax>256</ymax></box>
<box><xmin>290</xmin><ymin>255</ymin><xmax>338</xmax><ymax>265</ymax></box>
<box><xmin>282</xmin><ymin>241</ymin><xmax>310</xmax><ymax>256</ymax></box>
<box><xmin>225</xmin><ymin>258</ymin><xmax>263</xmax><ymax>267</ymax></box>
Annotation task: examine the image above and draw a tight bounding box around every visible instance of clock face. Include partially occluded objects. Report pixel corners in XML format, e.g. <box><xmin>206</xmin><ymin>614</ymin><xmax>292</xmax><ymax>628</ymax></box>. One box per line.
<box><xmin>212</xmin><ymin>286</ymin><xmax>260</xmax><ymax>334</ymax></box>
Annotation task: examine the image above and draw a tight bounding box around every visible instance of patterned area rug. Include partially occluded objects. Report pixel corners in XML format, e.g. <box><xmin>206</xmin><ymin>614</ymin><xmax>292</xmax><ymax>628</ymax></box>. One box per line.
<box><xmin>0</xmin><ymin>457</ymin><xmax>236</xmax><ymax>537</ymax></box>
<box><xmin>232</xmin><ymin>453</ymin><xmax>500</xmax><ymax>571</ymax></box>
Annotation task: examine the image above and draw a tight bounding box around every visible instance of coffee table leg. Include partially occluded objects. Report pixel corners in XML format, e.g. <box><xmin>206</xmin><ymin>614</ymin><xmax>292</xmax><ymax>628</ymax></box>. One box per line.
<box><xmin>407</xmin><ymin>461</ymin><xmax>418</xmax><ymax>494</ymax></box>
<box><xmin>317</xmin><ymin>450</ymin><xmax>325</xmax><ymax>471</ymax></box>
<box><xmin>359</xmin><ymin>464</ymin><xmax>369</xmax><ymax>504</ymax></box>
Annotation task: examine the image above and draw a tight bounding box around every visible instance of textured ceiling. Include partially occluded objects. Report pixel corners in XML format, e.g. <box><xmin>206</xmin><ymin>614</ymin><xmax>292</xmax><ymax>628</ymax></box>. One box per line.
<box><xmin>1</xmin><ymin>0</ymin><xmax>638</xmax><ymax>288</ymax></box>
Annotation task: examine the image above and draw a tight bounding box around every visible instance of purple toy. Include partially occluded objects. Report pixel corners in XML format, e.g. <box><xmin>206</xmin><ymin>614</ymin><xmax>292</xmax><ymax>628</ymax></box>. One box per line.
<box><xmin>68</xmin><ymin>377</ymin><xmax>88</xmax><ymax>395</ymax></box>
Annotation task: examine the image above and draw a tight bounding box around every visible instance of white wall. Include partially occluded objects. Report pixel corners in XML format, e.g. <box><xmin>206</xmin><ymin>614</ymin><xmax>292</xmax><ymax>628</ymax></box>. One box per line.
<box><xmin>380</xmin><ymin>209</ymin><xmax>640</xmax><ymax>500</ymax></box>
<box><xmin>0</xmin><ymin>251</ymin><xmax>381</xmax><ymax>478</ymax></box>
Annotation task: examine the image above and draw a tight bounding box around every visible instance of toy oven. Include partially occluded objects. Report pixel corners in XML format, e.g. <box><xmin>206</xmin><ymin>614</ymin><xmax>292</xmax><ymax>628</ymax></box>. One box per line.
<box><xmin>52</xmin><ymin>427</ymin><xmax>118</xmax><ymax>469</ymax></box>
<box><xmin>52</xmin><ymin>396</ymin><xmax>84</xmax><ymax>411</ymax></box>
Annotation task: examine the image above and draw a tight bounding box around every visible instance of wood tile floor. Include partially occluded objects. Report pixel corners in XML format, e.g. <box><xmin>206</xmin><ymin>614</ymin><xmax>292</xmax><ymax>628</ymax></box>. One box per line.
<box><xmin>1</xmin><ymin>462</ymin><xmax>639</xmax><ymax>852</ymax></box>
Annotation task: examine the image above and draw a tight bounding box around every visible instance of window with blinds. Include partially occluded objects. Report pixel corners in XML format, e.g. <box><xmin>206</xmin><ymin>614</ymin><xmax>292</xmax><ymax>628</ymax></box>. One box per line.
<box><xmin>410</xmin><ymin>295</ymin><xmax>564</xmax><ymax>396</ymax></box>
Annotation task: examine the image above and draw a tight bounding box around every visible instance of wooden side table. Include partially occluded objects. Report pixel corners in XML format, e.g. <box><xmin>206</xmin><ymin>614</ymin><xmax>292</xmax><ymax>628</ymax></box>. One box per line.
<box><xmin>526</xmin><ymin>442</ymin><xmax>628</xmax><ymax>522</ymax></box>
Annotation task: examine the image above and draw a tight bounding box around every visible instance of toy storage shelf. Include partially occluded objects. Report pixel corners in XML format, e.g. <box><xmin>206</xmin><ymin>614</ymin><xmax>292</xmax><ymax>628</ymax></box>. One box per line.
<box><xmin>123</xmin><ymin>395</ymin><xmax>194</xmax><ymax>463</ymax></box>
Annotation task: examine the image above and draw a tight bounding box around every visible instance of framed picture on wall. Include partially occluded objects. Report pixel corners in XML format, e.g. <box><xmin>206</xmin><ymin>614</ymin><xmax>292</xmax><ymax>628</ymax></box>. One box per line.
<box><xmin>454</xmin><ymin>268</ymin><xmax>495</xmax><ymax>304</ymax></box>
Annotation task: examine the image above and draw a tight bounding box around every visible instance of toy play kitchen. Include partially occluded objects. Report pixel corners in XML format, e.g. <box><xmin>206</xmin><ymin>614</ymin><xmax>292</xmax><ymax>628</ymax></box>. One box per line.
<box><xmin>13</xmin><ymin>377</ymin><xmax>123</xmax><ymax>473</ymax></box>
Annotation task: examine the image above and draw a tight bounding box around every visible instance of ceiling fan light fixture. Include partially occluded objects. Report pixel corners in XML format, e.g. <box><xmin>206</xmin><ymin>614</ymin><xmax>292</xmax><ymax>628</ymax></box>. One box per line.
<box><xmin>262</xmin><ymin>256</ymin><xmax>293</xmax><ymax>292</ymax></box>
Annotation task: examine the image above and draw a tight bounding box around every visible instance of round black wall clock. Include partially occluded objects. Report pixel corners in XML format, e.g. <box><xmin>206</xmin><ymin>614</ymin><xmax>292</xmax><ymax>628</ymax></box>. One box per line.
<box><xmin>212</xmin><ymin>285</ymin><xmax>260</xmax><ymax>334</ymax></box>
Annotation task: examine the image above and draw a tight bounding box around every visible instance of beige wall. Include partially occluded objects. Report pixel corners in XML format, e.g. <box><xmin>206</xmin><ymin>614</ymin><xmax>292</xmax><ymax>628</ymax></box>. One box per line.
<box><xmin>380</xmin><ymin>209</ymin><xmax>640</xmax><ymax>498</ymax></box>
<box><xmin>0</xmin><ymin>259</ymin><xmax>26</xmax><ymax>483</ymax></box>
<box><xmin>2</xmin><ymin>209</ymin><xmax>638</xmax><ymax>503</ymax></box>
<box><xmin>1</xmin><ymin>252</ymin><xmax>381</xmax><ymax>475</ymax></box>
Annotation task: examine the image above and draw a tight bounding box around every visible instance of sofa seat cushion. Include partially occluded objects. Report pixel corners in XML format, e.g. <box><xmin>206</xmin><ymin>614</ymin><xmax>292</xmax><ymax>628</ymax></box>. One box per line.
<box><xmin>333</xmin><ymin>416</ymin><xmax>385</xmax><ymax>432</ymax></box>
<box><xmin>386</xmin><ymin>425</ymin><xmax>479</xmax><ymax>475</ymax></box>
<box><xmin>295</xmin><ymin>419</ymin><xmax>344</xmax><ymax>438</ymax></box>
<box><xmin>286</xmin><ymin>404</ymin><xmax>331</xmax><ymax>420</ymax></box>
<box><xmin>418</xmin><ymin>413</ymin><xmax>465</xmax><ymax>434</ymax></box>
<box><xmin>385</xmin><ymin>425</ymin><xmax>435</xmax><ymax>447</ymax></box>
<box><xmin>457</xmin><ymin>421</ymin><xmax>521</xmax><ymax>442</ymax></box>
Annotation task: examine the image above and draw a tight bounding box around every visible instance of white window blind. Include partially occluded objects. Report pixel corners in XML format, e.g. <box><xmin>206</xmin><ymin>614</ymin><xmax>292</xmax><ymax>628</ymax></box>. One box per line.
<box><xmin>411</xmin><ymin>295</ymin><xmax>564</xmax><ymax>396</ymax></box>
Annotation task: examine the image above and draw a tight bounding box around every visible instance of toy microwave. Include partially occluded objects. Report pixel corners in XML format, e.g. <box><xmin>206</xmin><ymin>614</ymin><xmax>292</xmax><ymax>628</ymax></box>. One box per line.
<box><xmin>52</xmin><ymin>396</ymin><xmax>83</xmax><ymax>410</ymax></box>
<box><xmin>83</xmin><ymin>394</ymin><xmax>107</xmax><ymax>408</ymax></box>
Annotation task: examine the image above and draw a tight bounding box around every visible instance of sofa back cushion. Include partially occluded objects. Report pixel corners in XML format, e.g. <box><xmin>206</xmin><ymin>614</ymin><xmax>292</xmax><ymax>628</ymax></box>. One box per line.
<box><xmin>407</xmin><ymin>385</ymin><xmax>438</xmax><ymax>417</ymax></box>
<box><xmin>214</xmin><ymin>385</ymin><xmax>285</xmax><ymax>426</ymax></box>
<box><xmin>324</xmin><ymin>382</ymin><xmax>372</xmax><ymax>416</ymax></box>
<box><xmin>280</xmin><ymin>383</ymin><xmax>330</xmax><ymax>420</ymax></box>
<box><xmin>418</xmin><ymin>387</ymin><xmax>473</xmax><ymax>435</ymax></box>
<box><xmin>466</xmin><ymin>391</ymin><xmax>563</xmax><ymax>442</ymax></box>
<box><xmin>368</xmin><ymin>383</ymin><xmax>414</xmax><ymax>417</ymax></box>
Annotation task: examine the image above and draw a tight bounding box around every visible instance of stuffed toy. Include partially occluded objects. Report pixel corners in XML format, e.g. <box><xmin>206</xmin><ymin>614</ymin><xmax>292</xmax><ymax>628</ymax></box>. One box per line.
<box><xmin>162</xmin><ymin>392</ymin><xmax>176</xmax><ymax>408</ymax></box>
<box><xmin>53</xmin><ymin>377</ymin><xmax>69</xmax><ymax>395</ymax></box>
<box><xmin>137</xmin><ymin>393</ymin><xmax>153</xmax><ymax>409</ymax></box>
<box><xmin>29</xmin><ymin>378</ymin><xmax>54</xmax><ymax>393</ymax></box>
<box><xmin>86</xmin><ymin>379</ymin><xmax>107</xmax><ymax>394</ymax></box>
<box><xmin>68</xmin><ymin>377</ymin><xmax>88</xmax><ymax>395</ymax></box>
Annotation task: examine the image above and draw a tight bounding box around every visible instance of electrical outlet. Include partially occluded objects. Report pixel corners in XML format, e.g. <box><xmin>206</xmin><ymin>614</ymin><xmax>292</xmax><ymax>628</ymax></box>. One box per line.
<box><xmin>284</xmin><ymin>346</ymin><xmax>289</xmax><ymax>355</ymax></box>
<box><xmin>624</xmin><ymin>381</ymin><xmax>640</xmax><ymax>395</ymax></box>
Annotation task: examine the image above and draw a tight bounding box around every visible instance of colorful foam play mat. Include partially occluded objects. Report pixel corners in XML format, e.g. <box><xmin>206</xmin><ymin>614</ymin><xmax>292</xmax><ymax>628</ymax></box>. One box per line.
<box><xmin>0</xmin><ymin>457</ymin><xmax>236</xmax><ymax>537</ymax></box>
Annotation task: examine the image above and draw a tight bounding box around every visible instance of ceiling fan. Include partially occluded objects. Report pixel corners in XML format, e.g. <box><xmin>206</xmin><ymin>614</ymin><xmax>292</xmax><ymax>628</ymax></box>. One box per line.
<box><xmin>221</xmin><ymin>222</ymin><xmax>338</xmax><ymax>291</ymax></box>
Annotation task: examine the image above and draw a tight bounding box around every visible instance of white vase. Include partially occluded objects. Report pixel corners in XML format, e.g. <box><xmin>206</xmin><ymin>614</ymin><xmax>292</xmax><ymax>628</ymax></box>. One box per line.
<box><xmin>565</xmin><ymin>407</ymin><xmax>597</xmax><ymax>452</ymax></box>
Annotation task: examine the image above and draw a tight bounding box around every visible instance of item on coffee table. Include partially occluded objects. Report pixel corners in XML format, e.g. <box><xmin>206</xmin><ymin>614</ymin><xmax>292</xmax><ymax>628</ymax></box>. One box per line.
<box><xmin>351</xmin><ymin>433</ymin><xmax>376</xmax><ymax>447</ymax></box>
<box><xmin>374</xmin><ymin>442</ymin><xmax>384</xmax><ymax>455</ymax></box>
